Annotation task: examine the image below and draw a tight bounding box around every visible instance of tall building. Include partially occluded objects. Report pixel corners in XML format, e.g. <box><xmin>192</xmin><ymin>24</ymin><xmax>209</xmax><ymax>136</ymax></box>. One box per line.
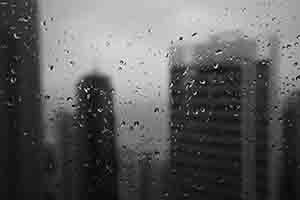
<box><xmin>44</xmin><ymin>111</ymin><xmax>75</xmax><ymax>200</ymax></box>
<box><xmin>58</xmin><ymin>111</ymin><xmax>75</xmax><ymax>200</ymax></box>
<box><xmin>281</xmin><ymin>90</ymin><xmax>300</xmax><ymax>200</ymax></box>
<box><xmin>168</xmin><ymin>33</ymin><xmax>275</xmax><ymax>200</ymax></box>
<box><xmin>0</xmin><ymin>1</ymin><xmax>43</xmax><ymax>200</ymax></box>
<box><xmin>75</xmin><ymin>73</ymin><xmax>118</xmax><ymax>200</ymax></box>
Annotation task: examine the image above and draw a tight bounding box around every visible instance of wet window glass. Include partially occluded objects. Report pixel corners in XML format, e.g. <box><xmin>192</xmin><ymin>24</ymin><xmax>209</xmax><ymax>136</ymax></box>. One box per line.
<box><xmin>1</xmin><ymin>0</ymin><xmax>300</xmax><ymax>200</ymax></box>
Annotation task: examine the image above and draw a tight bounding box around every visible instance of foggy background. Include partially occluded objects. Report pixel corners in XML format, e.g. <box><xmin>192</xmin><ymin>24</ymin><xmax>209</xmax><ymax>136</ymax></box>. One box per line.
<box><xmin>38</xmin><ymin>0</ymin><xmax>300</xmax><ymax>199</ymax></box>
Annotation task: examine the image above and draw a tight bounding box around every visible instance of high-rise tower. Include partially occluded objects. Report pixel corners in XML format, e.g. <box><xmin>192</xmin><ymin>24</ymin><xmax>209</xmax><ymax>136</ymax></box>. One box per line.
<box><xmin>168</xmin><ymin>32</ymin><xmax>275</xmax><ymax>200</ymax></box>
<box><xmin>75</xmin><ymin>73</ymin><xmax>118</xmax><ymax>200</ymax></box>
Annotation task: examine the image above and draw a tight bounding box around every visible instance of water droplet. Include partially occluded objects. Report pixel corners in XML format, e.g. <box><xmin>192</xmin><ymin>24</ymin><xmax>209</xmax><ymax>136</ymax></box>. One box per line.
<box><xmin>134</xmin><ymin>121</ymin><xmax>140</xmax><ymax>127</ymax></box>
<box><xmin>213</xmin><ymin>63</ymin><xmax>219</xmax><ymax>69</ymax></box>
<box><xmin>199</xmin><ymin>80</ymin><xmax>207</xmax><ymax>85</ymax></box>
<box><xmin>215</xmin><ymin>49</ymin><xmax>223</xmax><ymax>55</ymax></box>
<box><xmin>13</xmin><ymin>33</ymin><xmax>20</xmax><ymax>39</ymax></box>
<box><xmin>10</xmin><ymin>77</ymin><xmax>16</xmax><ymax>84</ymax></box>
<box><xmin>120</xmin><ymin>59</ymin><xmax>126</xmax><ymax>65</ymax></box>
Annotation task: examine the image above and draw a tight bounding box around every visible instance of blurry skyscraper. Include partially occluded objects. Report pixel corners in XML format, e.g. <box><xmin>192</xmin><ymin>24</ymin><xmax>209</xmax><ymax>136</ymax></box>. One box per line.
<box><xmin>0</xmin><ymin>0</ymin><xmax>43</xmax><ymax>200</ymax></box>
<box><xmin>53</xmin><ymin>111</ymin><xmax>75</xmax><ymax>200</ymax></box>
<box><xmin>74</xmin><ymin>73</ymin><xmax>118</xmax><ymax>200</ymax></box>
<box><xmin>168</xmin><ymin>32</ymin><xmax>274</xmax><ymax>200</ymax></box>
<box><xmin>281</xmin><ymin>90</ymin><xmax>300</xmax><ymax>200</ymax></box>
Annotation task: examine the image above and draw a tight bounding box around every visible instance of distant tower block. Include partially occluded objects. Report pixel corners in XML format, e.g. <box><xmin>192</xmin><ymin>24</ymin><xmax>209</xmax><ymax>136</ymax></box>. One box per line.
<box><xmin>168</xmin><ymin>32</ymin><xmax>274</xmax><ymax>200</ymax></box>
<box><xmin>282</xmin><ymin>91</ymin><xmax>300</xmax><ymax>200</ymax></box>
<box><xmin>75</xmin><ymin>74</ymin><xmax>118</xmax><ymax>200</ymax></box>
<box><xmin>55</xmin><ymin>111</ymin><xmax>76</xmax><ymax>200</ymax></box>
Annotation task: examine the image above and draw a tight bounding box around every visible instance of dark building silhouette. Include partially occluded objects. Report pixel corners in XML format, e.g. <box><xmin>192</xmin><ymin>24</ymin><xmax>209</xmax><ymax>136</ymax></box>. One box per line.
<box><xmin>43</xmin><ymin>111</ymin><xmax>75</xmax><ymax>200</ymax></box>
<box><xmin>139</xmin><ymin>152</ymin><xmax>153</xmax><ymax>200</ymax></box>
<box><xmin>281</xmin><ymin>90</ymin><xmax>300</xmax><ymax>200</ymax></box>
<box><xmin>58</xmin><ymin>111</ymin><xmax>75</xmax><ymax>200</ymax></box>
<box><xmin>74</xmin><ymin>73</ymin><xmax>118</xmax><ymax>200</ymax></box>
<box><xmin>0</xmin><ymin>1</ymin><xmax>43</xmax><ymax>200</ymax></box>
<box><xmin>168</xmin><ymin>33</ymin><xmax>274</xmax><ymax>200</ymax></box>
<box><xmin>42</xmin><ymin>142</ymin><xmax>59</xmax><ymax>200</ymax></box>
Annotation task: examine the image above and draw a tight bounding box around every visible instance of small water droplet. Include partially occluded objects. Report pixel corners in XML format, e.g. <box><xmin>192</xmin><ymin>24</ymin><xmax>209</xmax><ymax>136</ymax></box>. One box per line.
<box><xmin>10</xmin><ymin>77</ymin><xmax>16</xmax><ymax>84</ymax></box>
<box><xmin>134</xmin><ymin>121</ymin><xmax>140</xmax><ymax>127</ymax></box>
<box><xmin>215</xmin><ymin>49</ymin><xmax>223</xmax><ymax>55</ymax></box>
<box><xmin>13</xmin><ymin>33</ymin><xmax>20</xmax><ymax>39</ymax></box>
<box><xmin>120</xmin><ymin>59</ymin><xmax>126</xmax><ymax>65</ymax></box>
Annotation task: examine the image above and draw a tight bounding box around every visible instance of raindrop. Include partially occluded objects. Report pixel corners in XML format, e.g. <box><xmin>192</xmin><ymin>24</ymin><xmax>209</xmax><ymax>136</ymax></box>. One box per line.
<box><xmin>154</xmin><ymin>107</ymin><xmax>159</xmax><ymax>113</ymax></box>
<box><xmin>10</xmin><ymin>77</ymin><xmax>16</xmax><ymax>84</ymax></box>
<box><xmin>133</xmin><ymin>121</ymin><xmax>139</xmax><ymax>127</ymax></box>
<box><xmin>215</xmin><ymin>49</ymin><xmax>223</xmax><ymax>55</ymax></box>
<box><xmin>213</xmin><ymin>63</ymin><xmax>219</xmax><ymax>69</ymax></box>
<box><xmin>120</xmin><ymin>59</ymin><xmax>126</xmax><ymax>65</ymax></box>
<box><xmin>49</xmin><ymin>65</ymin><xmax>54</xmax><ymax>71</ymax></box>
<box><xmin>13</xmin><ymin>33</ymin><xmax>20</xmax><ymax>39</ymax></box>
<box><xmin>120</xmin><ymin>121</ymin><xmax>126</xmax><ymax>127</ymax></box>
<box><xmin>199</xmin><ymin>80</ymin><xmax>207</xmax><ymax>85</ymax></box>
